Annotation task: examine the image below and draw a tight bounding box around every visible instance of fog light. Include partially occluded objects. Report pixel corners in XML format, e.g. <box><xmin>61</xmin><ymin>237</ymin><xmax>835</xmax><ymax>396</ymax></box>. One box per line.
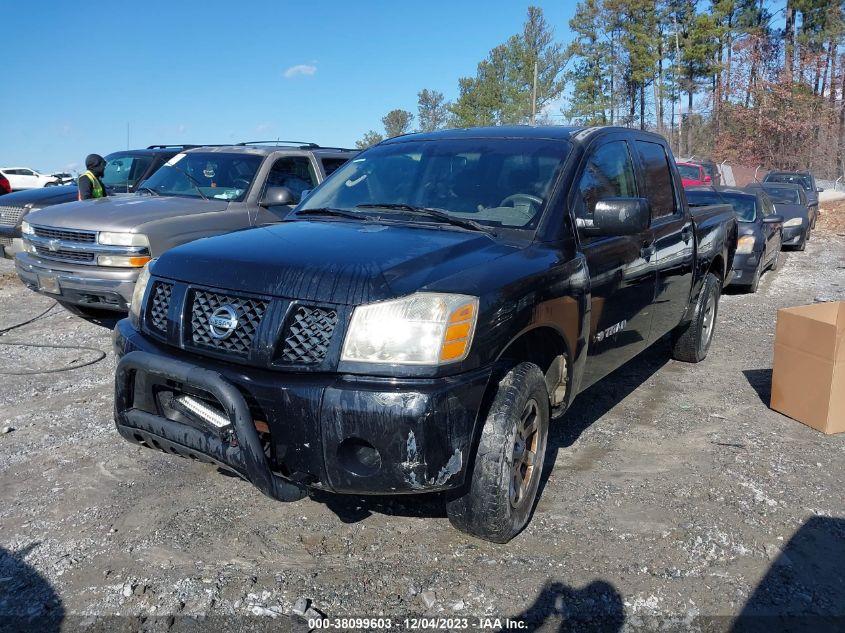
<box><xmin>337</xmin><ymin>438</ymin><xmax>381</xmax><ymax>476</ymax></box>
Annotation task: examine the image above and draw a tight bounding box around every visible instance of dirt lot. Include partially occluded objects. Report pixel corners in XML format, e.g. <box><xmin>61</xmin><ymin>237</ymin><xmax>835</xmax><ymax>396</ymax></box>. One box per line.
<box><xmin>1</xmin><ymin>210</ymin><xmax>844</xmax><ymax>632</ymax></box>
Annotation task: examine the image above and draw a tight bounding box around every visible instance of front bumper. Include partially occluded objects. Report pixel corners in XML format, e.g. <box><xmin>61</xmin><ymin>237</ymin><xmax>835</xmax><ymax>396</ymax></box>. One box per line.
<box><xmin>113</xmin><ymin>320</ymin><xmax>491</xmax><ymax>497</ymax></box>
<box><xmin>15</xmin><ymin>252</ymin><xmax>139</xmax><ymax>311</ymax></box>
<box><xmin>782</xmin><ymin>225</ymin><xmax>807</xmax><ymax>246</ymax></box>
<box><xmin>728</xmin><ymin>252</ymin><xmax>761</xmax><ymax>286</ymax></box>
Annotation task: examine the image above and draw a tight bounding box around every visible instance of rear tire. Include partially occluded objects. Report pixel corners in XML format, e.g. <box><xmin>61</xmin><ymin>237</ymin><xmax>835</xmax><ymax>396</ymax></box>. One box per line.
<box><xmin>671</xmin><ymin>272</ymin><xmax>720</xmax><ymax>363</ymax></box>
<box><xmin>446</xmin><ymin>362</ymin><xmax>550</xmax><ymax>543</ymax></box>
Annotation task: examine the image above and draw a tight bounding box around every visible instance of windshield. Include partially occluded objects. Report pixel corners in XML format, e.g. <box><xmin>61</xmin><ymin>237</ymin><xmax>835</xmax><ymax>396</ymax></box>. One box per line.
<box><xmin>763</xmin><ymin>186</ymin><xmax>802</xmax><ymax>205</ymax></box>
<box><xmin>722</xmin><ymin>193</ymin><xmax>757</xmax><ymax>222</ymax></box>
<box><xmin>677</xmin><ymin>164</ymin><xmax>701</xmax><ymax>180</ymax></box>
<box><xmin>139</xmin><ymin>152</ymin><xmax>262</xmax><ymax>201</ymax></box>
<box><xmin>102</xmin><ymin>153</ymin><xmax>154</xmax><ymax>192</ymax></box>
<box><xmin>765</xmin><ymin>174</ymin><xmax>811</xmax><ymax>191</ymax></box>
<box><xmin>685</xmin><ymin>190</ymin><xmax>722</xmax><ymax>207</ymax></box>
<box><xmin>299</xmin><ymin>139</ymin><xmax>570</xmax><ymax>230</ymax></box>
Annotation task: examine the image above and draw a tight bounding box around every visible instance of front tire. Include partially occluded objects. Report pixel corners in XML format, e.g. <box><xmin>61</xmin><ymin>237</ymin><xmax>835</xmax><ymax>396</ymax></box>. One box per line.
<box><xmin>769</xmin><ymin>245</ymin><xmax>780</xmax><ymax>271</ymax></box>
<box><xmin>671</xmin><ymin>272</ymin><xmax>720</xmax><ymax>363</ymax></box>
<box><xmin>446</xmin><ymin>362</ymin><xmax>550</xmax><ymax>543</ymax></box>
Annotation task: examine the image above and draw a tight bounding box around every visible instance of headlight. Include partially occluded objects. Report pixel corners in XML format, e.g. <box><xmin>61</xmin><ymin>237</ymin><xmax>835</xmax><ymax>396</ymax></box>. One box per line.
<box><xmin>736</xmin><ymin>235</ymin><xmax>756</xmax><ymax>254</ymax></box>
<box><xmin>341</xmin><ymin>293</ymin><xmax>479</xmax><ymax>365</ymax></box>
<box><xmin>783</xmin><ymin>218</ymin><xmax>803</xmax><ymax>227</ymax></box>
<box><xmin>21</xmin><ymin>221</ymin><xmax>33</xmax><ymax>235</ymax></box>
<box><xmin>98</xmin><ymin>232</ymin><xmax>150</xmax><ymax>247</ymax></box>
<box><xmin>128</xmin><ymin>260</ymin><xmax>155</xmax><ymax>329</ymax></box>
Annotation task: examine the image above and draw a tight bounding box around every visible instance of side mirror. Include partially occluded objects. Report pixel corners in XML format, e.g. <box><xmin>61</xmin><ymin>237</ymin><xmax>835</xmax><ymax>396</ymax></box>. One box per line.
<box><xmin>591</xmin><ymin>198</ymin><xmax>651</xmax><ymax>236</ymax></box>
<box><xmin>763</xmin><ymin>214</ymin><xmax>784</xmax><ymax>225</ymax></box>
<box><xmin>817</xmin><ymin>187</ymin><xmax>824</xmax><ymax>193</ymax></box>
<box><xmin>704</xmin><ymin>175</ymin><xmax>712</xmax><ymax>183</ymax></box>
<box><xmin>260</xmin><ymin>186</ymin><xmax>295</xmax><ymax>207</ymax></box>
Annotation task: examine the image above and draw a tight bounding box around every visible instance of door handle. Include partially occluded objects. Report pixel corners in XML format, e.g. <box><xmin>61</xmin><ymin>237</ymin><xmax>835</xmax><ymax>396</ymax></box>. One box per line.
<box><xmin>681</xmin><ymin>226</ymin><xmax>693</xmax><ymax>244</ymax></box>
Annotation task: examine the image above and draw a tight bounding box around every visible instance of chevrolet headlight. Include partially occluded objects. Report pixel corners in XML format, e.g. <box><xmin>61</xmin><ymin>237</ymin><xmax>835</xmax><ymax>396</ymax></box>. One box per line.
<box><xmin>783</xmin><ymin>218</ymin><xmax>803</xmax><ymax>227</ymax></box>
<box><xmin>341</xmin><ymin>293</ymin><xmax>479</xmax><ymax>365</ymax></box>
<box><xmin>736</xmin><ymin>235</ymin><xmax>756</xmax><ymax>254</ymax></box>
<box><xmin>129</xmin><ymin>260</ymin><xmax>155</xmax><ymax>329</ymax></box>
<box><xmin>98</xmin><ymin>231</ymin><xmax>150</xmax><ymax>247</ymax></box>
<box><xmin>21</xmin><ymin>221</ymin><xmax>33</xmax><ymax>235</ymax></box>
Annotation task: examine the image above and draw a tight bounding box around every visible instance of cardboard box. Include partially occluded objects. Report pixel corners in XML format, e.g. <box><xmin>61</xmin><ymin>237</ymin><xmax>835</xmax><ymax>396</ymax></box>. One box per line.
<box><xmin>770</xmin><ymin>301</ymin><xmax>845</xmax><ymax>434</ymax></box>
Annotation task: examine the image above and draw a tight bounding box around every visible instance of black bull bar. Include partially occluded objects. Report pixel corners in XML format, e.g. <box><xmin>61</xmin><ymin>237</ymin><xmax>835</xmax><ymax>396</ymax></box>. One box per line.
<box><xmin>114</xmin><ymin>350</ymin><xmax>306</xmax><ymax>502</ymax></box>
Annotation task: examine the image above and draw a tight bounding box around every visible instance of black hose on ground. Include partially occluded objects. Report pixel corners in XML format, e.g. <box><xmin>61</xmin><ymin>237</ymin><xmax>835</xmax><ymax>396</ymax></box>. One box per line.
<box><xmin>0</xmin><ymin>302</ymin><xmax>108</xmax><ymax>375</ymax></box>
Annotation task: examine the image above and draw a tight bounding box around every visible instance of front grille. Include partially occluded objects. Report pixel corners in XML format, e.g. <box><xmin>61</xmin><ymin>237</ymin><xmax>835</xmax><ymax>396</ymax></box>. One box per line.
<box><xmin>34</xmin><ymin>246</ymin><xmax>94</xmax><ymax>263</ymax></box>
<box><xmin>33</xmin><ymin>226</ymin><xmax>96</xmax><ymax>243</ymax></box>
<box><xmin>188</xmin><ymin>289</ymin><xmax>267</xmax><ymax>356</ymax></box>
<box><xmin>0</xmin><ymin>205</ymin><xmax>26</xmax><ymax>227</ymax></box>
<box><xmin>148</xmin><ymin>281</ymin><xmax>172</xmax><ymax>333</ymax></box>
<box><xmin>279</xmin><ymin>306</ymin><xmax>338</xmax><ymax>364</ymax></box>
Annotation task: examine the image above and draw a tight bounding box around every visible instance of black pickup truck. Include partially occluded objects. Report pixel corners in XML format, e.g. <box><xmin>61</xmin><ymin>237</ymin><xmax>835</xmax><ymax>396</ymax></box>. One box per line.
<box><xmin>112</xmin><ymin>126</ymin><xmax>737</xmax><ymax>542</ymax></box>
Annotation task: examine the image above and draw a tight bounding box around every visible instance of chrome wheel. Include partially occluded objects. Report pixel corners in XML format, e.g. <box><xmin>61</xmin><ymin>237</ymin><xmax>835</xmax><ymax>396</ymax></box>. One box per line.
<box><xmin>702</xmin><ymin>292</ymin><xmax>716</xmax><ymax>347</ymax></box>
<box><xmin>510</xmin><ymin>398</ymin><xmax>539</xmax><ymax>509</ymax></box>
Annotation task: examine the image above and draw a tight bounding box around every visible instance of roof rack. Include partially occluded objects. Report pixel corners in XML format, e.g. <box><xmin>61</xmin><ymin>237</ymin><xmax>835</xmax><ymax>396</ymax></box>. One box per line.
<box><xmin>315</xmin><ymin>146</ymin><xmax>358</xmax><ymax>152</ymax></box>
<box><xmin>146</xmin><ymin>144</ymin><xmax>203</xmax><ymax>150</ymax></box>
<box><xmin>237</xmin><ymin>140</ymin><xmax>319</xmax><ymax>148</ymax></box>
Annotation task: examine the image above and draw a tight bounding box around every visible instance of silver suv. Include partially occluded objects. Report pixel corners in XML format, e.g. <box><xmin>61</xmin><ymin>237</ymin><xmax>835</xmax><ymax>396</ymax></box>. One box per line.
<box><xmin>15</xmin><ymin>142</ymin><xmax>355</xmax><ymax>317</ymax></box>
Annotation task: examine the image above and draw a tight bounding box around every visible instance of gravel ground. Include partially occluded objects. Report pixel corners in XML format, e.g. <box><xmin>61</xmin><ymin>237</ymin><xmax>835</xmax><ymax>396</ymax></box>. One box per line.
<box><xmin>1</xmin><ymin>210</ymin><xmax>844</xmax><ymax>632</ymax></box>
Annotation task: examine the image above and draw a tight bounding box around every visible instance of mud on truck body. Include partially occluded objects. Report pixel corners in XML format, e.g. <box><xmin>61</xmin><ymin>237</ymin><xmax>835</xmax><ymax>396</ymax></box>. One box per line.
<box><xmin>113</xmin><ymin>126</ymin><xmax>737</xmax><ymax>542</ymax></box>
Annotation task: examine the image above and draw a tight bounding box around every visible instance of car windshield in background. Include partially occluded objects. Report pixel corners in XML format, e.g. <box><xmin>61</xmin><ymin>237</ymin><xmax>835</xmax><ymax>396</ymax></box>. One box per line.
<box><xmin>685</xmin><ymin>190</ymin><xmax>723</xmax><ymax>206</ymax></box>
<box><xmin>722</xmin><ymin>193</ymin><xmax>757</xmax><ymax>222</ymax></box>
<box><xmin>763</xmin><ymin>187</ymin><xmax>801</xmax><ymax>205</ymax></box>
<box><xmin>101</xmin><ymin>153</ymin><xmax>155</xmax><ymax>191</ymax></box>
<box><xmin>139</xmin><ymin>153</ymin><xmax>262</xmax><ymax>201</ymax></box>
<box><xmin>765</xmin><ymin>174</ymin><xmax>811</xmax><ymax>191</ymax></box>
<box><xmin>299</xmin><ymin>139</ymin><xmax>571</xmax><ymax>230</ymax></box>
<box><xmin>677</xmin><ymin>164</ymin><xmax>701</xmax><ymax>180</ymax></box>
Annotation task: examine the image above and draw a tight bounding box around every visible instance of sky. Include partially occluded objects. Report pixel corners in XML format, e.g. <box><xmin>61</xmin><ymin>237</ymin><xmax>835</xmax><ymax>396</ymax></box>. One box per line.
<box><xmin>1</xmin><ymin>0</ymin><xmax>576</xmax><ymax>174</ymax></box>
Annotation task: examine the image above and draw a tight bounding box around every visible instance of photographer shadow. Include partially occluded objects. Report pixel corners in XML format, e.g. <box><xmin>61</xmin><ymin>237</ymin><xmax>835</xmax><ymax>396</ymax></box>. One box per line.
<box><xmin>509</xmin><ymin>579</ymin><xmax>624</xmax><ymax>632</ymax></box>
<box><xmin>0</xmin><ymin>543</ymin><xmax>64</xmax><ymax>633</ymax></box>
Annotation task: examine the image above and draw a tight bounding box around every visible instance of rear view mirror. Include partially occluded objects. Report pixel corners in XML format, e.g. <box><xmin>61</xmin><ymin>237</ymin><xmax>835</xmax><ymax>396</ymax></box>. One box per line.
<box><xmin>590</xmin><ymin>198</ymin><xmax>651</xmax><ymax>236</ymax></box>
<box><xmin>260</xmin><ymin>186</ymin><xmax>295</xmax><ymax>207</ymax></box>
<box><xmin>763</xmin><ymin>214</ymin><xmax>784</xmax><ymax>225</ymax></box>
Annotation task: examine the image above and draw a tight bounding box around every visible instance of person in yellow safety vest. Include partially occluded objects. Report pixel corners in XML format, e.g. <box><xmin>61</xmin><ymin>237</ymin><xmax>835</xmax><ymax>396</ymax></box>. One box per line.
<box><xmin>78</xmin><ymin>154</ymin><xmax>108</xmax><ymax>200</ymax></box>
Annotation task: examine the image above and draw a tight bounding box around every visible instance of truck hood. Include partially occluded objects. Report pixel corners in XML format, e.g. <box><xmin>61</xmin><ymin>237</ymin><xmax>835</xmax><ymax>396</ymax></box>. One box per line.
<box><xmin>0</xmin><ymin>184</ymin><xmax>78</xmax><ymax>208</ymax></box>
<box><xmin>154</xmin><ymin>219</ymin><xmax>514</xmax><ymax>305</ymax></box>
<box><xmin>24</xmin><ymin>195</ymin><xmax>229</xmax><ymax>232</ymax></box>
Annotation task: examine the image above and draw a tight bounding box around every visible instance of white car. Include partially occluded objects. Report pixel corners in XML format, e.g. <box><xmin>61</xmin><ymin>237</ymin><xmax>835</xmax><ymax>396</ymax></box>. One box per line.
<box><xmin>0</xmin><ymin>167</ymin><xmax>58</xmax><ymax>190</ymax></box>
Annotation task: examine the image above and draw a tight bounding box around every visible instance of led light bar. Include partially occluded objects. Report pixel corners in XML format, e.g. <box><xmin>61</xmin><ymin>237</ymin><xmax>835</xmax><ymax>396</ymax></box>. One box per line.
<box><xmin>173</xmin><ymin>395</ymin><xmax>230</xmax><ymax>429</ymax></box>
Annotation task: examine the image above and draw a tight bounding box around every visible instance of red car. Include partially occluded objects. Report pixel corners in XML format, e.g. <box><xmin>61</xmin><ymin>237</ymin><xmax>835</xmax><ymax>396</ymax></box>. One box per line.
<box><xmin>0</xmin><ymin>172</ymin><xmax>10</xmax><ymax>195</ymax></box>
<box><xmin>678</xmin><ymin>162</ymin><xmax>712</xmax><ymax>187</ymax></box>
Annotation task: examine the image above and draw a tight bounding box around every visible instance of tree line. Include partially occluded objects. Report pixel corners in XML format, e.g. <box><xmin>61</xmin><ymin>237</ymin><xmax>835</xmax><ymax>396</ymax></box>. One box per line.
<box><xmin>356</xmin><ymin>2</ymin><xmax>845</xmax><ymax>180</ymax></box>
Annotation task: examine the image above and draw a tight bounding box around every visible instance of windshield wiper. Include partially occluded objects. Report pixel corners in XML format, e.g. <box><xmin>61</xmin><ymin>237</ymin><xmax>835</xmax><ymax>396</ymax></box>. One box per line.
<box><xmin>356</xmin><ymin>203</ymin><xmax>495</xmax><ymax>235</ymax></box>
<box><xmin>166</xmin><ymin>165</ymin><xmax>208</xmax><ymax>200</ymax></box>
<box><xmin>295</xmin><ymin>207</ymin><xmax>367</xmax><ymax>221</ymax></box>
<box><xmin>136</xmin><ymin>186</ymin><xmax>160</xmax><ymax>196</ymax></box>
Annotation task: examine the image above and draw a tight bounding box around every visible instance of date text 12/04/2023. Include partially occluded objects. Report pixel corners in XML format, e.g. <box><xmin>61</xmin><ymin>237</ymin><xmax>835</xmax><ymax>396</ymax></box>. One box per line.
<box><xmin>307</xmin><ymin>617</ymin><xmax>528</xmax><ymax>630</ymax></box>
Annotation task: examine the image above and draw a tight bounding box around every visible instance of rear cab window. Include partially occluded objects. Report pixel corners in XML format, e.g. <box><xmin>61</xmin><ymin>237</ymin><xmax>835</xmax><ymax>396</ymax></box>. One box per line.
<box><xmin>634</xmin><ymin>141</ymin><xmax>679</xmax><ymax>220</ymax></box>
